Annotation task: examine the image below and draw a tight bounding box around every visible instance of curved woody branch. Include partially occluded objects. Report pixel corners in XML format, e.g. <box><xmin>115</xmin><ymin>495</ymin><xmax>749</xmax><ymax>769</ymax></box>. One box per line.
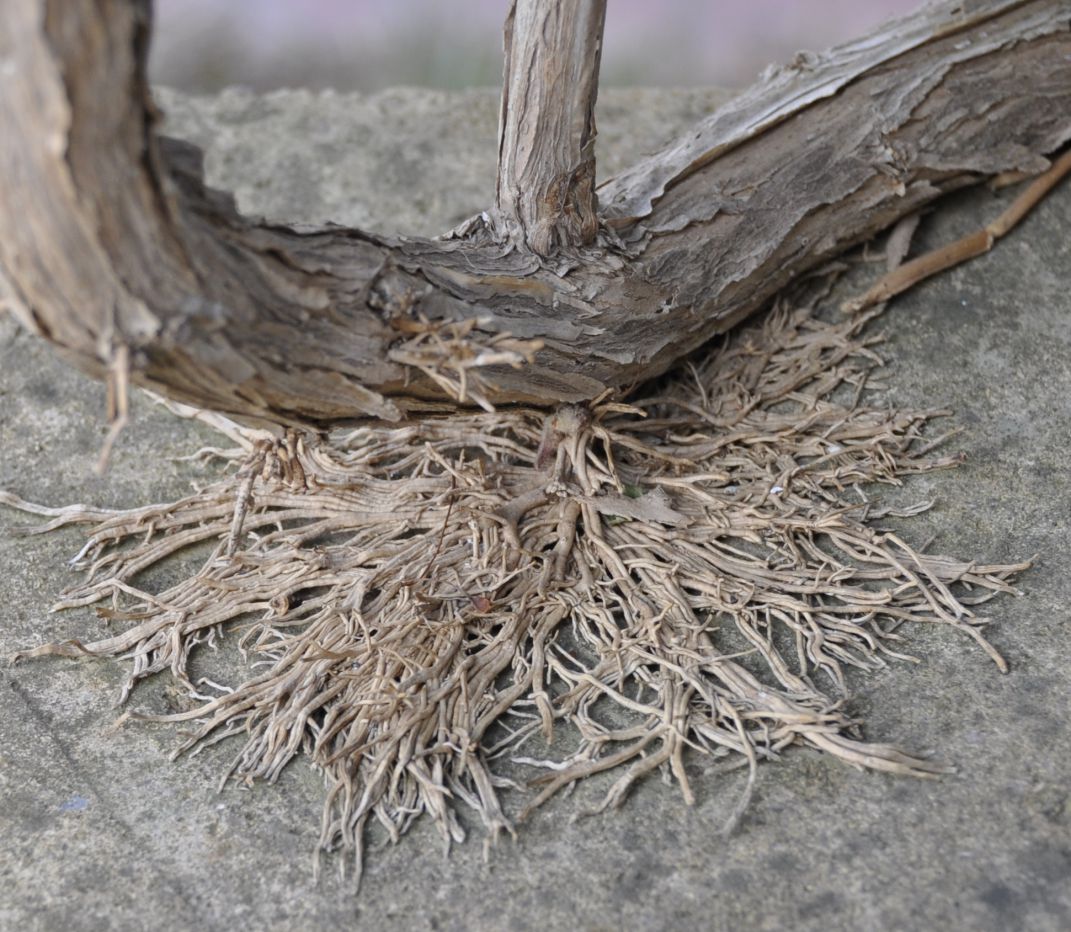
<box><xmin>0</xmin><ymin>0</ymin><xmax>1069</xmax><ymax>427</ymax></box>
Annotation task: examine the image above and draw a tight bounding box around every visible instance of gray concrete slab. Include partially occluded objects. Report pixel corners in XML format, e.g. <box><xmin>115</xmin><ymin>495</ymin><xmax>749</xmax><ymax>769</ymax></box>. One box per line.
<box><xmin>1</xmin><ymin>87</ymin><xmax>1069</xmax><ymax>932</ymax></box>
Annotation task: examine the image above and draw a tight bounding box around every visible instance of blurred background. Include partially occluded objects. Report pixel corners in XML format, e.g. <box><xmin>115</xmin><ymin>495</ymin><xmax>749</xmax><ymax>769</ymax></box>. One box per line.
<box><xmin>151</xmin><ymin>0</ymin><xmax>919</xmax><ymax>93</ymax></box>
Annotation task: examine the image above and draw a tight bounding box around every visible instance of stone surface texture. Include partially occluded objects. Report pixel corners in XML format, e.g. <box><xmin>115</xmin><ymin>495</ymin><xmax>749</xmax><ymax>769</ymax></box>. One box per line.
<box><xmin>1</xmin><ymin>87</ymin><xmax>1069</xmax><ymax>931</ymax></box>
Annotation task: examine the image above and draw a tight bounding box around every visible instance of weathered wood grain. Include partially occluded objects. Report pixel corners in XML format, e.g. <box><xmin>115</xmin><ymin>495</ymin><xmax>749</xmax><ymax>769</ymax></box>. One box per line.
<box><xmin>0</xmin><ymin>0</ymin><xmax>1069</xmax><ymax>427</ymax></box>
<box><xmin>494</xmin><ymin>0</ymin><xmax>606</xmax><ymax>255</ymax></box>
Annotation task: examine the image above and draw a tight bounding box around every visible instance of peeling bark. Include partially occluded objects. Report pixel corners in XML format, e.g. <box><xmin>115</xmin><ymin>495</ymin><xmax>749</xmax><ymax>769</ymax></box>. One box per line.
<box><xmin>0</xmin><ymin>0</ymin><xmax>1069</xmax><ymax>427</ymax></box>
<box><xmin>494</xmin><ymin>0</ymin><xmax>606</xmax><ymax>255</ymax></box>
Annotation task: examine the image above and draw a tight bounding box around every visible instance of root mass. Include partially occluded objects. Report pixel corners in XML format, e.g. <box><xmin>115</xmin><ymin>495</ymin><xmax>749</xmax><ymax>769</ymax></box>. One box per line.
<box><xmin>5</xmin><ymin>295</ymin><xmax>1025</xmax><ymax>884</ymax></box>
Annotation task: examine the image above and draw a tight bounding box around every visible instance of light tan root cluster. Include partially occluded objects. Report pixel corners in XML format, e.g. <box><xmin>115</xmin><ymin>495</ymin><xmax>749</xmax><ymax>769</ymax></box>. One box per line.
<box><xmin>4</xmin><ymin>295</ymin><xmax>1026</xmax><ymax>884</ymax></box>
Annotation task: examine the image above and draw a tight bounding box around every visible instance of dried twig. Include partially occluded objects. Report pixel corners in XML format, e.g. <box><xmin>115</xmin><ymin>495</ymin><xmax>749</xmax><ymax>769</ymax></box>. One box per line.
<box><xmin>844</xmin><ymin>148</ymin><xmax>1071</xmax><ymax>312</ymax></box>
<box><xmin>94</xmin><ymin>344</ymin><xmax>130</xmax><ymax>476</ymax></box>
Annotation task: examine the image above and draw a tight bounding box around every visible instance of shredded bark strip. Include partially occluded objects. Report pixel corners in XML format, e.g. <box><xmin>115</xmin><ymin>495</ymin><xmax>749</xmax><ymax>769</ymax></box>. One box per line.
<box><xmin>4</xmin><ymin>289</ymin><xmax>1026</xmax><ymax>885</ymax></box>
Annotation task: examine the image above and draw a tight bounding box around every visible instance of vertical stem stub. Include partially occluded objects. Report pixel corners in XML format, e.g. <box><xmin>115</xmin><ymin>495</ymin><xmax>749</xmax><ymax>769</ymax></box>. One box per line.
<box><xmin>495</xmin><ymin>0</ymin><xmax>607</xmax><ymax>257</ymax></box>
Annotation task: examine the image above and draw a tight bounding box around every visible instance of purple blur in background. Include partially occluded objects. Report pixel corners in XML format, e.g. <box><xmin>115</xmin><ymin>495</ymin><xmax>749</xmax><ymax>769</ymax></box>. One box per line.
<box><xmin>152</xmin><ymin>1</ymin><xmax>920</xmax><ymax>92</ymax></box>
